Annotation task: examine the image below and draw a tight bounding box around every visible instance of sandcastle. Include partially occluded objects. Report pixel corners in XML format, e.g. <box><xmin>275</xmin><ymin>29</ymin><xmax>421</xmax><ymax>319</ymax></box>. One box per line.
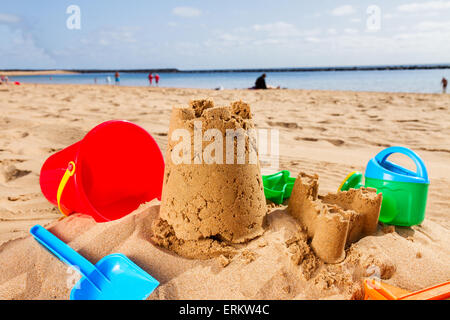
<box><xmin>288</xmin><ymin>172</ymin><xmax>382</xmax><ymax>263</ymax></box>
<box><xmin>159</xmin><ymin>99</ymin><xmax>267</xmax><ymax>244</ymax></box>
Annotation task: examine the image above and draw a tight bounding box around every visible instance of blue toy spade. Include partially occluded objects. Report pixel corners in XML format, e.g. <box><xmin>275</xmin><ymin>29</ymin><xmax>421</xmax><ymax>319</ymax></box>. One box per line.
<box><xmin>30</xmin><ymin>225</ymin><xmax>159</xmax><ymax>300</ymax></box>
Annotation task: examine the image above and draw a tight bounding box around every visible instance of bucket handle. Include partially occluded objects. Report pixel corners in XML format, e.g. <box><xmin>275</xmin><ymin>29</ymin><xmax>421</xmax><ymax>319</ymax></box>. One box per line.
<box><xmin>374</xmin><ymin>147</ymin><xmax>428</xmax><ymax>181</ymax></box>
<box><xmin>57</xmin><ymin>161</ymin><xmax>76</xmax><ymax>216</ymax></box>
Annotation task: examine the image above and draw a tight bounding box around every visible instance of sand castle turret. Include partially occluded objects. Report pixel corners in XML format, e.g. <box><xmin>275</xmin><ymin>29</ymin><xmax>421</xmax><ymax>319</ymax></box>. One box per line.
<box><xmin>159</xmin><ymin>99</ymin><xmax>267</xmax><ymax>243</ymax></box>
<box><xmin>288</xmin><ymin>172</ymin><xmax>382</xmax><ymax>263</ymax></box>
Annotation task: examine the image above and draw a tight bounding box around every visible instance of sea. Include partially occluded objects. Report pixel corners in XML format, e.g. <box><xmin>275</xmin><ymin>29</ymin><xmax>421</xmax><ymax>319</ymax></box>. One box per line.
<box><xmin>8</xmin><ymin>68</ymin><xmax>450</xmax><ymax>94</ymax></box>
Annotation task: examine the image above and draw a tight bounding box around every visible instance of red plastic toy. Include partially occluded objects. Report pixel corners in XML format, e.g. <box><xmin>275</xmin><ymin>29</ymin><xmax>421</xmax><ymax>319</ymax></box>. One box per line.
<box><xmin>40</xmin><ymin>120</ymin><xmax>165</xmax><ymax>222</ymax></box>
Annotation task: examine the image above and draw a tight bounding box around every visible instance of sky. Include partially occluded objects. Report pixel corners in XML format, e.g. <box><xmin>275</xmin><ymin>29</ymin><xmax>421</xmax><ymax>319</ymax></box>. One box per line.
<box><xmin>1</xmin><ymin>0</ymin><xmax>450</xmax><ymax>70</ymax></box>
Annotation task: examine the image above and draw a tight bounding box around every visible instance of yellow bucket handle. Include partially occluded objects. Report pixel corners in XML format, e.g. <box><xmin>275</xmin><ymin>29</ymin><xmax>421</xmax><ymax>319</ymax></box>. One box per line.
<box><xmin>57</xmin><ymin>161</ymin><xmax>76</xmax><ymax>216</ymax></box>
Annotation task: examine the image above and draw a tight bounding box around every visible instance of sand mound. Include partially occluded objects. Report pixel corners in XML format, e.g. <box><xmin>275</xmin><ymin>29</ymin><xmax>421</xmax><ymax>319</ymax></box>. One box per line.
<box><xmin>0</xmin><ymin>85</ymin><xmax>449</xmax><ymax>300</ymax></box>
<box><xmin>150</xmin><ymin>218</ymin><xmax>237</xmax><ymax>259</ymax></box>
<box><xmin>0</xmin><ymin>200</ymin><xmax>448</xmax><ymax>299</ymax></box>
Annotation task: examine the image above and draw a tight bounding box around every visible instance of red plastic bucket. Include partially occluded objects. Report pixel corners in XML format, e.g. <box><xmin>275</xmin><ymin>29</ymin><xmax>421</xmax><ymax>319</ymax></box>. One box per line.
<box><xmin>39</xmin><ymin>120</ymin><xmax>165</xmax><ymax>222</ymax></box>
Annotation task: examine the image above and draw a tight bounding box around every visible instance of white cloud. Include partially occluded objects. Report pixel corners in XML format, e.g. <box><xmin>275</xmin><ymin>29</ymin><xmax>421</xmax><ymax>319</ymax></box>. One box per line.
<box><xmin>0</xmin><ymin>13</ymin><xmax>20</xmax><ymax>24</ymax></box>
<box><xmin>252</xmin><ymin>22</ymin><xmax>301</xmax><ymax>37</ymax></box>
<box><xmin>327</xmin><ymin>28</ymin><xmax>338</xmax><ymax>35</ymax></box>
<box><xmin>415</xmin><ymin>20</ymin><xmax>450</xmax><ymax>31</ymax></box>
<box><xmin>252</xmin><ymin>38</ymin><xmax>286</xmax><ymax>46</ymax></box>
<box><xmin>77</xmin><ymin>27</ymin><xmax>139</xmax><ymax>49</ymax></box>
<box><xmin>344</xmin><ymin>28</ymin><xmax>359</xmax><ymax>34</ymax></box>
<box><xmin>98</xmin><ymin>27</ymin><xmax>139</xmax><ymax>44</ymax></box>
<box><xmin>398</xmin><ymin>1</ymin><xmax>450</xmax><ymax>12</ymax></box>
<box><xmin>383</xmin><ymin>13</ymin><xmax>398</xmax><ymax>19</ymax></box>
<box><xmin>219</xmin><ymin>33</ymin><xmax>240</xmax><ymax>41</ymax></box>
<box><xmin>172</xmin><ymin>6</ymin><xmax>202</xmax><ymax>18</ymax></box>
<box><xmin>204</xmin><ymin>22</ymin><xmax>322</xmax><ymax>51</ymax></box>
<box><xmin>331</xmin><ymin>5</ymin><xmax>356</xmax><ymax>16</ymax></box>
<box><xmin>168</xmin><ymin>22</ymin><xmax>178</xmax><ymax>27</ymax></box>
<box><xmin>0</xmin><ymin>26</ymin><xmax>55</xmax><ymax>68</ymax></box>
<box><xmin>252</xmin><ymin>21</ymin><xmax>320</xmax><ymax>38</ymax></box>
<box><xmin>350</xmin><ymin>18</ymin><xmax>361</xmax><ymax>23</ymax></box>
<box><xmin>305</xmin><ymin>37</ymin><xmax>321</xmax><ymax>43</ymax></box>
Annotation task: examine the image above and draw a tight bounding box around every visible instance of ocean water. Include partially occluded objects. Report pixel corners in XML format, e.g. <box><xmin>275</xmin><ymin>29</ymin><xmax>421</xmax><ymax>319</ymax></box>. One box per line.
<box><xmin>9</xmin><ymin>68</ymin><xmax>450</xmax><ymax>93</ymax></box>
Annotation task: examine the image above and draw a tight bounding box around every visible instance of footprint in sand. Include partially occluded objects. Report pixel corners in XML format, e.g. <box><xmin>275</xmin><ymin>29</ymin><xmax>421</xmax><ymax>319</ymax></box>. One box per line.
<box><xmin>418</xmin><ymin>147</ymin><xmax>450</xmax><ymax>154</ymax></box>
<box><xmin>326</xmin><ymin>139</ymin><xmax>345</xmax><ymax>146</ymax></box>
<box><xmin>7</xmin><ymin>193</ymin><xmax>40</xmax><ymax>202</ymax></box>
<box><xmin>267</xmin><ymin>121</ymin><xmax>302</xmax><ymax>129</ymax></box>
<box><xmin>62</xmin><ymin>96</ymin><xmax>73</xmax><ymax>102</ymax></box>
<box><xmin>396</xmin><ymin>119</ymin><xmax>419</xmax><ymax>123</ymax></box>
<box><xmin>295</xmin><ymin>137</ymin><xmax>318</xmax><ymax>142</ymax></box>
<box><xmin>1</xmin><ymin>164</ymin><xmax>31</xmax><ymax>182</ymax></box>
<box><xmin>41</xmin><ymin>147</ymin><xmax>62</xmax><ymax>154</ymax></box>
<box><xmin>18</xmin><ymin>132</ymin><xmax>29</xmax><ymax>138</ymax></box>
<box><xmin>108</xmin><ymin>100</ymin><xmax>120</xmax><ymax>107</ymax></box>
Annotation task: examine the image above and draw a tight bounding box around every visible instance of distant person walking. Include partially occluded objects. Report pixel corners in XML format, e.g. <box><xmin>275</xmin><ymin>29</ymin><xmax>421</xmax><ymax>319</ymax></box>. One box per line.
<box><xmin>254</xmin><ymin>73</ymin><xmax>267</xmax><ymax>89</ymax></box>
<box><xmin>115</xmin><ymin>71</ymin><xmax>120</xmax><ymax>85</ymax></box>
<box><xmin>155</xmin><ymin>73</ymin><xmax>160</xmax><ymax>86</ymax></box>
<box><xmin>148</xmin><ymin>73</ymin><xmax>153</xmax><ymax>85</ymax></box>
<box><xmin>442</xmin><ymin>77</ymin><xmax>448</xmax><ymax>94</ymax></box>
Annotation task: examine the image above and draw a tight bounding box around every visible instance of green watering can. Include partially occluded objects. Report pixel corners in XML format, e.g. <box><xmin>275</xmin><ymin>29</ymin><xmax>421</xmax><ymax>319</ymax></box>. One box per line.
<box><xmin>339</xmin><ymin>147</ymin><xmax>429</xmax><ymax>227</ymax></box>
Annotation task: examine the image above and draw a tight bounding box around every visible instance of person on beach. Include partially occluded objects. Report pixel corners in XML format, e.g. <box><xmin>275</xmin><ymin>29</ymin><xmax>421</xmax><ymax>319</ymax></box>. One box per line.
<box><xmin>148</xmin><ymin>73</ymin><xmax>153</xmax><ymax>85</ymax></box>
<box><xmin>254</xmin><ymin>73</ymin><xmax>267</xmax><ymax>89</ymax></box>
<box><xmin>155</xmin><ymin>73</ymin><xmax>160</xmax><ymax>86</ymax></box>
<box><xmin>442</xmin><ymin>77</ymin><xmax>448</xmax><ymax>94</ymax></box>
<box><xmin>1</xmin><ymin>75</ymin><xmax>9</xmax><ymax>85</ymax></box>
<box><xmin>251</xmin><ymin>73</ymin><xmax>280</xmax><ymax>89</ymax></box>
<box><xmin>115</xmin><ymin>71</ymin><xmax>120</xmax><ymax>85</ymax></box>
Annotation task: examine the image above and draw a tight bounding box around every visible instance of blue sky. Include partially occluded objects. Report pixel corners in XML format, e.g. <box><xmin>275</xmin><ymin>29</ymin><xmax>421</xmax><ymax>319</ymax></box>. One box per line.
<box><xmin>1</xmin><ymin>0</ymin><xmax>450</xmax><ymax>69</ymax></box>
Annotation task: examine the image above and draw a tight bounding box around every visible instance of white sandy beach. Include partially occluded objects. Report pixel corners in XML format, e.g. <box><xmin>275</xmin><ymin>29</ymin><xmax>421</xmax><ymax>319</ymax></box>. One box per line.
<box><xmin>0</xmin><ymin>83</ymin><xmax>449</xmax><ymax>299</ymax></box>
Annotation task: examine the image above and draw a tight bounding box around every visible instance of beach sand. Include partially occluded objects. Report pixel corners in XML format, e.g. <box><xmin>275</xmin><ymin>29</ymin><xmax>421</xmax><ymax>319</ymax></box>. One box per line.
<box><xmin>0</xmin><ymin>70</ymin><xmax>78</xmax><ymax>76</ymax></box>
<box><xmin>0</xmin><ymin>83</ymin><xmax>449</xmax><ymax>299</ymax></box>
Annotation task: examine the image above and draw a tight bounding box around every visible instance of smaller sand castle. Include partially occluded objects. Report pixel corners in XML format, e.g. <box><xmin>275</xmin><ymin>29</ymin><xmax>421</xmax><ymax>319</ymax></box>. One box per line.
<box><xmin>288</xmin><ymin>172</ymin><xmax>382</xmax><ymax>263</ymax></box>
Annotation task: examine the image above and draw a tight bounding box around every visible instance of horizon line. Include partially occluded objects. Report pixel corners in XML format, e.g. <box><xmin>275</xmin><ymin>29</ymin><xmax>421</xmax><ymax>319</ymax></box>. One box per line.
<box><xmin>2</xmin><ymin>63</ymin><xmax>450</xmax><ymax>74</ymax></box>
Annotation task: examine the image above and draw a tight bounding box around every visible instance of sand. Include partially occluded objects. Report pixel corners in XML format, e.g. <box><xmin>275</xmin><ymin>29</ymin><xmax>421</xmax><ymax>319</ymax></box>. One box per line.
<box><xmin>0</xmin><ymin>70</ymin><xmax>78</xmax><ymax>76</ymax></box>
<box><xmin>159</xmin><ymin>99</ymin><xmax>266</xmax><ymax>245</ymax></box>
<box><xmin>0</xmin><ymin>83</ymin><xmax>449</xmax><ymax>299</ymax></box>
<box><xmin>288</xmin><ymin>172</ymin><xmax>382</xmax><ymax>263</ymax></box>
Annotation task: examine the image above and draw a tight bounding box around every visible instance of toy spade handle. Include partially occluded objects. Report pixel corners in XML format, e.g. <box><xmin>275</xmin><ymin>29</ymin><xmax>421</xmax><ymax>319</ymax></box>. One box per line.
<box><xmin>30</xmin><ymin>225</ymin><xmax>107</xmax><ymax>291</ymax></box>
<box><xmin>375</xmin><ymin>146</ymin><xmax>428</xmax><ymax>181</ymax></box>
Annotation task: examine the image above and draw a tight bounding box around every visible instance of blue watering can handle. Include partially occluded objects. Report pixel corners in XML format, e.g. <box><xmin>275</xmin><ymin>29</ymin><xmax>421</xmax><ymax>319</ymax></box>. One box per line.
<box><xmin>374</xmin><ymin>146</ymin><xmax>427</xmax><ymax>179</ymax></box>
<box><xmin>30</xmin><ymin>225</ymin><xmax>105</xmax><ymax>290</ymax></box>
